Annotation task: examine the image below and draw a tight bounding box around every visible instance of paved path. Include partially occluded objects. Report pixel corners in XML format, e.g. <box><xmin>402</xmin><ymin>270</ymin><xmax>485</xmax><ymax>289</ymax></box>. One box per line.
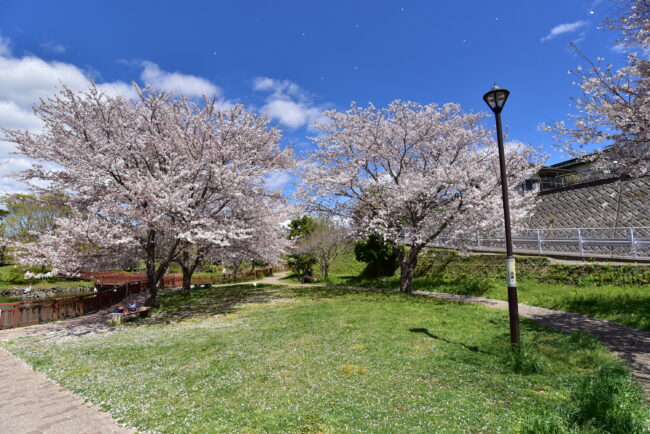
<box><xmin>0</xmin><ymin>292</ymin><xmax>149</xmax><ymax>433</ymax></box>
<box><xmin>0</xmin><ymin>347</ymin><xmax>134</xmax><ymax>433</ymax></box>
<box><xmin>257</xmin><ymin>273</ymin><xmax>650</xmax><ymax>398</ymax></box>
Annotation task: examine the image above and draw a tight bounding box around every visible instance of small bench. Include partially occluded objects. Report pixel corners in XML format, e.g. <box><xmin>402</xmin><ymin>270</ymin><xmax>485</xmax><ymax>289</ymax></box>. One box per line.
<box><xmin>108</xmin><ymin>307</ymin><xmax>151</xmax><ymax>326</ymax></box>
<box><xmin>125</xmin><ymin>307</ymin><xmax>151</xmax><ymax>318</ymax></box>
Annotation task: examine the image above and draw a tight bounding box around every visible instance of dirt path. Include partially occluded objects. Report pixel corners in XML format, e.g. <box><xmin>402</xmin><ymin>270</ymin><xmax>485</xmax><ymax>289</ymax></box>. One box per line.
<box><xmin>257</xmin><ymin>273</ymin><xmax>650</xmax><ymax>398</ymax></box>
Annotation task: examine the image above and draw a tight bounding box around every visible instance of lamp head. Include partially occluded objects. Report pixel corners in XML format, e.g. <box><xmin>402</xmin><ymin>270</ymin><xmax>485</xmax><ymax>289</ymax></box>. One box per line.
<box><xmin>483</xmin><ymin>84</ymin><xmax>510</xmax><ymax>114</ymax></box>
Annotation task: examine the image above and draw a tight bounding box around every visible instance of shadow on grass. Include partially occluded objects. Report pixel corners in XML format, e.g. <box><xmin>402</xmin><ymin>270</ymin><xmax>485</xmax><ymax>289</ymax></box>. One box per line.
<box><xmin>327</xmin><ymin>274</ymin><xmax>496</xmax><ymax>297</ymax></box>
<box><xmin>144</xmin><ymin>284</ymin><xmax>287</xmax><ymax>325</ymax></box>
<box><xmin>409</xmin><ymin>327</ymin><xmax>490</xmax><ymax>355</ymax></box>
<box><xmin>559</xmin><ymin>293</ymin><xmax>650</xmax><ymax>332</ymax></box>
<box><xmin>145</xmin><ymin>283</ymin><xmax>461</xmax><ymax>326</ymax></box>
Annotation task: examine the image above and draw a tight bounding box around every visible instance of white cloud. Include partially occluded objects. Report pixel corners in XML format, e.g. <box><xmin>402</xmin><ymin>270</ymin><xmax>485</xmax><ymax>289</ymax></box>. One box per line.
<box><xmin>264</xmin><ymin>171</ymin><xmax>291</xmax><ymax>190</ymax></box>
<box><xmin>0</xmin><ymin>34</ymin><xmax>11</xmax><ymax>56</ymax></box>
<box><xmin>541</xmin><ymin>21</ymin><xmax>588</xmax><ymax>43</ymax></box>
<box><xmin>40</xmin><ymin>41</ymin><xmax>66</xmax><ymax>54</ymax></box>
<box><xmin>140</xmin><ymin>61</ymin><xmax>220</xmax><ymax>97</ymax></box>
<box><xmin>0</xmin><ymin>55</ymin><xmax>100</xmax><ymax>109</ymax></box>
<box><xmin>262</xmin><ymin>99</ymin><xmax>322</xmax><ymax>129</ymax></box>
<box><xmin>252</xmin><ymin>77</ymin><xmax>276</xmax><ymax>91</ymax></box>
<box><xmin>0</xmin><ymin>35</ymin><xmax>226</xmax><ymax>194</ymax></box>
<box><xmin>611</xmin><ymin>43</ymin><xmax>626</xmax><ymax>53</ymax></box>
<box><xmin>252</xmin><ymin>77</ymin><xmax>324</xmax><ymax>129</ymax></box>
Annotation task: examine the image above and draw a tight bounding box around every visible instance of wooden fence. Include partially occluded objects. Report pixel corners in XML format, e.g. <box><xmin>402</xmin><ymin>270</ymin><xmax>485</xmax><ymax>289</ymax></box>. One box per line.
<box><xmin>0</xmin><ymin>280</ymin><xmax>146</xmax><ymax>329</ymax></box>
<box><xmin>0</xmin><ymin>266</ymin><xmax>285</xmax><ymax>330</ymax></box>
<box><xmin>91</xmin><ymin>267</ymin><xmax>280</xmax><ymax>288</ymax></box>
<box><xmin>93</xmin><ymin>273</ymin><xmax>212</xmax><ymax>289</ymax></box>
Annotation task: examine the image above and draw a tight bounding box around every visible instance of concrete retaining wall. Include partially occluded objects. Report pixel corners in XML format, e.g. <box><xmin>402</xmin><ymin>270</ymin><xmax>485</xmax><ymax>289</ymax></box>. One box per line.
<box><xmin>526</xmin><ymin>177</ymin><xmax>650</xmax><ymax>229</ymax></box>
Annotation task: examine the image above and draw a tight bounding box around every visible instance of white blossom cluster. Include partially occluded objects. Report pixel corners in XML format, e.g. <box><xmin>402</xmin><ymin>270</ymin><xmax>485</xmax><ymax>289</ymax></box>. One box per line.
<box><xmin>544</xmin><ymin>0</ymin><xmax>650</xmax><ymax>177</ymax></box>
<box><xmin>3</xmin><ymin>84</ymin><xmax>295</xmax><ymax>300</ymax></box>
<box><xmin>300</xmin><ymin>100</ymin><xmax>542</xmax><ymax>291</ymax></box>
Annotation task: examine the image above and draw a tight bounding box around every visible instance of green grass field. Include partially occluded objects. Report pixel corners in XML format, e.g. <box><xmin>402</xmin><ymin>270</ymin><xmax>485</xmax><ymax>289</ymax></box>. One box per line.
<box><xmin>287</xmin><ymin>252</ymin><xmax>650</xmax><ymax>331</ymax></box>
<box><xmin>4</xmin><ymin>283</ymin><xmax>647</xmax><ymax>432</ymax></box>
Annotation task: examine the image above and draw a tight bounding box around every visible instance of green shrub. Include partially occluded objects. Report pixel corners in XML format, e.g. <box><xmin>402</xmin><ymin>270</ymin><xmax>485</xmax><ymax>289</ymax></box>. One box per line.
<box><xmin>455</xmin><ymin>278</ymin><xmax>494</xmax><ymax>296</ymax></box>
<box><xmin>354</xmin><ymin>234</ymin><xmax>399</xmax><ymax>277</ymax></box>
<box><xmin>505</xmin><ymin>343</ymin><xmax>545</xmax><ymax>375</ymax></box>
<box><xmin>201</xmin><ymin>264</ymin><xmax>223</xmax><ymax>273</ymax></box>
<box><xmin>0</xmin><ymin>265</ymin><xmax>63</xmax><ymax>284</ymax></box>
<box><xmin>521</xmin><ymin>412</ymin><xmax>575</xmax><ymax>434</ymax></box>
<box><xmin>565</xmin><ymin>362</ymin><xmax>648</xmax><ymax>433</ymax></box>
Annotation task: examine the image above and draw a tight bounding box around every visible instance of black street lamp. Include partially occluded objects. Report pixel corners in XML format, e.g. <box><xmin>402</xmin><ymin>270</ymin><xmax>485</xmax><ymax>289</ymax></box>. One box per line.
<box><xmin>482</xmin><ymin>84</ymin><xmax>520</xmax><ymax>346</ymax></box>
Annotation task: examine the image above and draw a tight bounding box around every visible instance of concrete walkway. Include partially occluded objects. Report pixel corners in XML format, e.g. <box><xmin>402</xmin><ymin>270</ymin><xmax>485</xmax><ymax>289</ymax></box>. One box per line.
<box><xmin>257</xmin><ymin>273</ymin><xmax>650</xmax><ymax>398</ymax></box>
<box><xmin>0</xmin><ymin>293</ymin><xmax>148</xmax><ymax>433</ymax></box>
<box><xmin>0</xmin><ymin>347</ymin><xmax>134</xmax><ymax>433</ymax></box>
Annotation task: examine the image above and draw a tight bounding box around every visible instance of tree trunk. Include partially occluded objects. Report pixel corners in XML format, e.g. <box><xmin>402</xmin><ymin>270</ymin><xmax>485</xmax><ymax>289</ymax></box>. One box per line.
<box><xmin>144</xmin><ymin>231</ymin><xmax>180</xmax><ymax>306</ymax></box>
<box><xmin>181</xmin><ymin>264</ymin><xmax>192</xmax><ymax>296</ymax></box>
<box><xmin>145</xmin><ymin>233</ymin><xmax>158</xmax><ymax>306</ymax></box>
<box><xmin>399</xmin><ymin>246</ymin><xmax>421</xmax><ymax>294</ymax></box>
<box><xmin>232</xmin><ymin>261</ymin><xmax>242</xmax><ymax>276</ymax></box>
<box><xmin>321</xmin><ymin>261</ymin><xmax>329</xmax><ymax>281</ymax></box>
<box><xmin>179</xmin><ymin>250</ymin><xmax>202</xmax><ymax>296</ymax></box>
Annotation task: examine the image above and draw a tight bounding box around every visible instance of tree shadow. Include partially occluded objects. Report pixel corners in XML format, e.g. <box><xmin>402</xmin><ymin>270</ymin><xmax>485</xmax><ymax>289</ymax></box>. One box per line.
<box><xmin>142</xmin><ymin>284</ymin><xmax>287</xmax><ymax>325</ymax></box>
<box><xmin>409</xmin><ymin>327</ymin><xmax>493</xmax><ymax>355</ymax></box>
<box><xmin>559</xmin><ymin>293</ymin><xmax>650</xmax><ymax>332</ymax></box>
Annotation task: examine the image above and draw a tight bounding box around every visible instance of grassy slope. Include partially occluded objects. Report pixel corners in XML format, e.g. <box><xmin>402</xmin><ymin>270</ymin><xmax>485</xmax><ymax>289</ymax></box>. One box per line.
<box><xmin>4</xmin><ymin>283</ymin><xmax>644</xmax><ymax>432</ymax></box>
<box><xmin>293</xmin><ymin>252</ymin><xmax>650</xmax><ymax>331</ymax></box>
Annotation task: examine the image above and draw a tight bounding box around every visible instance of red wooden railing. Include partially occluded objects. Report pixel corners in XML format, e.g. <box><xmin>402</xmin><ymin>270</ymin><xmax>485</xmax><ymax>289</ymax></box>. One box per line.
<box><xmin>91</xmin><ymin>266</ymin><xmax>284</xmax><ymax>288</ymax></box>
<box><xmin>0</xmin><ymin>280</ymin><xmax>146</xmax><ymax>330</ymax></box>
<box><xmin>0</xmin><ymin>266</ymin><xmax>286</xmax><ymax>329</ymax></box>
<box><xmin>92</xmin><ymin>273</ymin><xmax>212</xmax><ymax>289</ymax></box>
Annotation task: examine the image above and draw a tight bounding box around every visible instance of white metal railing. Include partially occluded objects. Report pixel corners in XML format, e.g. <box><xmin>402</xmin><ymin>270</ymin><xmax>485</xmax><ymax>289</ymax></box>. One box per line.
<box><xmin>430</xmin><ymin>227</ymin><xmax>650</xmax><ymax>260</ymax></box>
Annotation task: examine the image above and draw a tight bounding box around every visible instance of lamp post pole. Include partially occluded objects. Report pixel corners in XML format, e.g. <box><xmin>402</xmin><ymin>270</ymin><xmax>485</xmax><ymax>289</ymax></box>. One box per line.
<box><xmin>483</xmin><ymin>85</ymin><xmax>520</xmax><ymax>346</ymax></box>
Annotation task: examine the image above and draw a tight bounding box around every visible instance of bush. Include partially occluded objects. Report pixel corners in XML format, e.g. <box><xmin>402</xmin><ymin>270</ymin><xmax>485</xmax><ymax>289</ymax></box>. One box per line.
<box><xmin>521</xmin><ymin>412</ymin><xmax>574</xmax><ymax>434</ymax></box>
<box><xmin>354</xmin><ymin>234</ymin><xmax>399</xmax><ymax>277</ymax></box>
<box><xmin>504</xmin><ymin>343</ymin><xmax>545</xmax><ymax>375</ymax></box>
<box><xmin>457</xmin><ymin>278</ymin><xmax>494</xmax><ymax>296</ymax></box>
<box><xmin>0</xmin><ymin>265</ymin><xmax>63</xmax><ymax>284</ymax></box>
<box><xmin>201</xmin><ymin>264</ymin><xmax>223</xmax><ymax>274</ymax></box>
<box><xmin>564</xmin><ymin>362</ymin><xmax>648</xmax><ymax>433</ymax></box>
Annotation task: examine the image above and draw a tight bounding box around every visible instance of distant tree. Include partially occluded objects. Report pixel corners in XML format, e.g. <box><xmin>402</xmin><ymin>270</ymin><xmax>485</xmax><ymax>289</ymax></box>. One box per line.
<box><xmin>294</xmin><ymin>218</ymin><xmax>350</xmax><ymax>281</ymax></box>
<box><xmin>354</xmin><ymin>234</ymin><xmax>399</xmax><ymax>277</ymax></box>
<box><xmin>301</xmin><ymin>100</ymin><xmax>541</xmax><ymax>293</ymax></box>
<box><xmin>544</xmin><ymin>0</ymin><xmax>650</xmax><ymax>177</ymax></box>
<box><xmin>288</xmin><ymin>215</ymin><xmax>317</xmax><ymax>240</ymax></box>
<box><xmin>286</xmin><ymin>215</ymin><xmax>318</xmax><ymax>281</ymax></box>
<box><xmin>1</xmin><ymin>194</ymin><xmax>70</xmax><ymax>243</ymax></box>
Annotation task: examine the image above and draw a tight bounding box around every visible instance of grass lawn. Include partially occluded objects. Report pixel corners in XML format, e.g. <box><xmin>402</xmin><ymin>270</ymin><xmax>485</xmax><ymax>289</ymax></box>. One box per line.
<box><xmin>287</xmin><ymin>252</ymin><xmax>650</xmax><ymax>332</ymax></box>
<box><xmin>3</xmin><ymin>284</ymin><xmax>647</xmax><ymax>432</ymax></box>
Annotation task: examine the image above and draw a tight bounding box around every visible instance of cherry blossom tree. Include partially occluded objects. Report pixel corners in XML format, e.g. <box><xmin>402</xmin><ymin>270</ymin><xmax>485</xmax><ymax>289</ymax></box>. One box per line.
<box><xmin>176</xmin><ymin>195</ymin><xmax>293</xmax><ymax>295</ymax></box>
<box><xmin>300</xmin><ymin>101</ymin><xmax>541</xmax><ymax>293</ymax></box>
<box><xmin>545</xmin><ymin>0</ymin><xmax>649</xmax><ymax>177</ymax></box>
<box><xmin>4</xmin><ymin>84</ymin><xmax>293</xmax><ymax>305</ymax></box>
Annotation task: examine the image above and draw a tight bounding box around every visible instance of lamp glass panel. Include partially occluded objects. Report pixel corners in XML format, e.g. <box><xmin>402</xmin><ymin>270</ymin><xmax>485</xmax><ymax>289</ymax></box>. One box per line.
<box><xmin>495</xmin><ymin>91</ymin><xmax>507</xmax><ymax>108</ymax></box>
<box><xmin>485</xmin><ymin>93</ymin><xmax>497</xmax><ymax>109</ymax></box>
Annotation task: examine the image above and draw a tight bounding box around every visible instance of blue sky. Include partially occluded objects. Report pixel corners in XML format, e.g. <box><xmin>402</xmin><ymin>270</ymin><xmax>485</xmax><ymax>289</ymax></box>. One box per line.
<box><xmin>0</xmin><ymin>0</ymin><xmax>625</xmax><ymax>193</ymax></box>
